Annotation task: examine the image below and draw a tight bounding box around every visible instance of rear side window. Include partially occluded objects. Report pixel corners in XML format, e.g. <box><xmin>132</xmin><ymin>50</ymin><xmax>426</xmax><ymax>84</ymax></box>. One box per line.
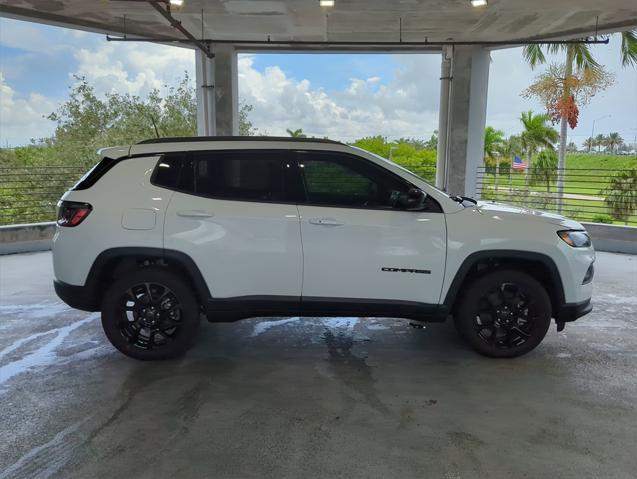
<box><xmin>194</xmin><ymin>151</ymin><xmax>288</xmax><ymax>201</ymax></box>
<box><xmin>152</xmin><ymin>150</ymin><xmax>295</xmax><ymax>203</ymax></box>
<box><xmin>152</xmin><ymin>153</ymin><xmax>194</xmax><ymax>191</ymax></box>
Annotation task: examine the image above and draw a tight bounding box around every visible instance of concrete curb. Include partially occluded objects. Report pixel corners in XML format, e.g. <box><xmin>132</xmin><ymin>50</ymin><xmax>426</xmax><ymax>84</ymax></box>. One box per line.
<box><xmin>1</xmin><ymin>221</ymin><xmax>636</xmax><ymax>255</ymax></box>
<box><xmin>0</xmin><ymin>222</ymin><xmax>56</xmax><ymax>255</ymax></box>
<box><xmin>582</xmin><ymin>222</ymin><xmax>637</xmax><ymax>255</ymax></box>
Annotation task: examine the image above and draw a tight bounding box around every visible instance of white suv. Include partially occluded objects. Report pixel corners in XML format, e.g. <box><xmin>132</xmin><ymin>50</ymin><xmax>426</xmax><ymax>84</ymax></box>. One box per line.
<box><xmin>53</xmin><ymin>137</ymin><xmax>594</xmax><ymax>360</ymax></box>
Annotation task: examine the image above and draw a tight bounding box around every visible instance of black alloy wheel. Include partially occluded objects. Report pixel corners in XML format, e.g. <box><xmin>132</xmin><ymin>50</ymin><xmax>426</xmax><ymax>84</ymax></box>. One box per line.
<box><xmin>102</xmin><ymin>268</ymin><xmax>200</xmax><ymax>360</ymax></box>
<box><xmin>454</xmin><ymin>270</ymin><xmax>552</xmax><ymax>358</ymax></box>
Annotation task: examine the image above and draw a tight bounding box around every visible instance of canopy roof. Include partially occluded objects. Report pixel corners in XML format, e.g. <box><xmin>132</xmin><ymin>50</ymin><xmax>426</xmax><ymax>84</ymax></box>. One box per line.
<box><xmin>2</xmin><ymin>0</ymin><xmax>636</xmax><ymax>49</ymax></box>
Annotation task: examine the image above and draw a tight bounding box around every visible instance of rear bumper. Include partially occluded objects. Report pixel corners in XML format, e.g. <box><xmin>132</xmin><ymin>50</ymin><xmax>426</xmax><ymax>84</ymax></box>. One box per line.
<box><xmin>54</xmin><ymin>280</ymin><xmax>99</xmax><ymax>312</ymax></box>
<box><xmin>556</xmin><ymin>298</ymin><xmax>592</xmax><ymax>323</ymax></box>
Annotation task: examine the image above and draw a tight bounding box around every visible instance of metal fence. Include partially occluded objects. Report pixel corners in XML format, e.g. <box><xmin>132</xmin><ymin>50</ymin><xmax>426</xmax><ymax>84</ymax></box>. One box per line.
<box><xmin>0</xmin><ymin>166</ymin><xmax>86</xmax><ymax>225</ymax></box>
<box><xmin>476</xmin><ymin>166</ymin><xmax>637</xmax><ymax>226</ymax></box>
<box><xmin>1</xmin><ymin>164</ymin><xmax>634</xmax><ymax>227</ymax></box>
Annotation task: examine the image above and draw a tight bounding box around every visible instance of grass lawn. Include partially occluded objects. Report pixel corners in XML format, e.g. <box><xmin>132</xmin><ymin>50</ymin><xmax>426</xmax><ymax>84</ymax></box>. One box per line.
<box><xmin>477</xmin><ymin>153</ymin><xmax>637</xmax><ymax>226</ymax></box>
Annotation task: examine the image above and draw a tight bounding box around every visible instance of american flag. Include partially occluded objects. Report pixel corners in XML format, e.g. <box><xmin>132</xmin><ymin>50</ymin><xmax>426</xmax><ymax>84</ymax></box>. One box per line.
<box><xmin>512</xmin><ymin>155</ymin><xmax>527</xmax><ymax>170</ymax></box>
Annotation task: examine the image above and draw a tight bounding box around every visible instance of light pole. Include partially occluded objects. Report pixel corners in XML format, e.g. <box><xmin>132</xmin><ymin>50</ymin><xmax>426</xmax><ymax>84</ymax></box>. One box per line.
<box><xmin>388</xmin><ymin>145</ymin><xmax>398</xmax><ymax>162</ymax></box>
<box><xmin>590</xmin><ymin>114</ymin><xmax>611</xmax><ymax>152</ymax></box>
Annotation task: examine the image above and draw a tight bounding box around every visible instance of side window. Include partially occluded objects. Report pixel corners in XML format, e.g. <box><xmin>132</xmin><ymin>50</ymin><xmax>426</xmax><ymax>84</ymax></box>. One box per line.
<box><xmin>152</xmin><ymin>154</ymin><xmax>186</xmax><ymax>190</ymax></box>
<box><xmin>193</xmin><ymin>151</ymin><xmax>288</xmax><ymax>202</ymax></box>
<box><xmin>298</xmin><ymin>153</ymin><xmax>410</xmax><ymax>209</ymax></box>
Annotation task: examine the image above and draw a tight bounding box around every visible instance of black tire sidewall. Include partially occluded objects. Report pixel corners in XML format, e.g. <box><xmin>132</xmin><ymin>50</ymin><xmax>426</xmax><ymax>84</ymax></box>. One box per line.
<box><xmin>101</xmin><ymin>268</ymin><xmax>200</xmax><ymax>360</ymax></box>
<box><xmin>455</xmin><ymin>269</ymin><xmax>552</xmax><ymax>358</ymax></box>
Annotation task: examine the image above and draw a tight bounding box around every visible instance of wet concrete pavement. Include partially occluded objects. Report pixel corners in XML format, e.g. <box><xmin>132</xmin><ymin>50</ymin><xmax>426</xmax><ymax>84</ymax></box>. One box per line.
<box><xmin>0</xmin><ymin>251</ymin><xmax>636</xmax><ymax>478</ymax></box>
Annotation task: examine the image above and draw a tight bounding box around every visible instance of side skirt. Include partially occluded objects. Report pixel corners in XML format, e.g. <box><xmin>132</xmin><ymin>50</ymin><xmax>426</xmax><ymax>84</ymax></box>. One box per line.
<box><xmin>205</xmin><ymin>295</ymin><xmax>447</xmax><ymax>323</ymax></box>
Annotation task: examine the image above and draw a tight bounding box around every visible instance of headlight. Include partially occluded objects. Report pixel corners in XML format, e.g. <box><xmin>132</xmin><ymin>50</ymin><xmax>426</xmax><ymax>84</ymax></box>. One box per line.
<box><xmin>557</xmin><ymin>230</ymin><xmax>591</xmax><ymax>248</ymax></box>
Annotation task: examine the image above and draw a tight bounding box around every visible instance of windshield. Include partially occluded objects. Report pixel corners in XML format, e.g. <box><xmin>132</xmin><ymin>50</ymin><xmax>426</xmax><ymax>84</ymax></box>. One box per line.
<box><xmin>351</xmin><ymin>146</ymin><xmax>451</xmax><ymax>199</ymax></box>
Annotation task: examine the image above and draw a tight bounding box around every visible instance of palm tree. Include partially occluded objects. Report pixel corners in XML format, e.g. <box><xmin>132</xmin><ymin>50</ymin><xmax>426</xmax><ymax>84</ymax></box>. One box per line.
<box><xmin>530</xmin><ymin>149</ymin><xmax>559</xmax><ymax>193</ymax></box>
<box><xmin>584</xmin><ymin>137</ymin><xmax>595</xmax><ymax>153</ymax></box>
<box><xmin>522</xmin><ymin>30</ymin><xmax>637</xmax><ymax>210</ymax></box>
<box><xmin>606</xmin><ymin>132</ymin><xmax>624</xmax><ymax>154</ymax></box>
<box><xmin>484</xmin><ymin>126</ymin><xmax>506</xmax><ymax>161</ymax></box>
<box><xmin>519</xmin><ymin>111</ymin><xmax>558</xmax><ymax>167</ymax></box>
<box><xmin>595</xmin><ymin>134</ymin><xmax>606</xmax><ymax>153</ymax></box>
<box><xmin>286</xmin><ymin>128</ymin><xmax>306</xmax><ymax>138</ymax></box>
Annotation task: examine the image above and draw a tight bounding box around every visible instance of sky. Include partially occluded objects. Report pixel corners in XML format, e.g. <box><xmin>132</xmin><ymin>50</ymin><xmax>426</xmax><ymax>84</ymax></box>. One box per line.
<box><xmin>1</xmin><ymin>17</ymin><xmax>636</xmax><ymax>148</ymax></box>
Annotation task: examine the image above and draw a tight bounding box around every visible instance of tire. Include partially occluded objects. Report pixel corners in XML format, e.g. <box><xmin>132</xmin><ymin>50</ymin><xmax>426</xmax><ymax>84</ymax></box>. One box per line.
<box><xmin>454</xmin><ymin>269</ymin><xmax>552</xmax><ymax>358</ymax></box>
<box><xmin>101</xmin><ymin>268</ymin><xmax>201</xmax><ymax>360</ymax></box>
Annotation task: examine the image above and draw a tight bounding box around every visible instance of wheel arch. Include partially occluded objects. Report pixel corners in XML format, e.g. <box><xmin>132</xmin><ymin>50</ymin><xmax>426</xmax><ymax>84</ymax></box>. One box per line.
<box><xmin>83</xmin><ymin>247</ymin><xmax>211</xmax><ymax>310</ymax></box>
<box><xmin>443</xmin><ymin>250</ymin><xmax>565</xmax><ymax>314</ymax></box>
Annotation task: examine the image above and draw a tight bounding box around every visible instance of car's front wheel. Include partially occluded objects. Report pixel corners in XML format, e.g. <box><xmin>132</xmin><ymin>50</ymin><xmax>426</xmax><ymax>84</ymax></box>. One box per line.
<box><xmin>454</xmin><ymin>269</ymin><xmax>552</xmax><ymax>358</ymax></box>
<box><xmin>101</xmin><ymin>268</ymin><xmax>201</xmax><ymax>360</ymax></box>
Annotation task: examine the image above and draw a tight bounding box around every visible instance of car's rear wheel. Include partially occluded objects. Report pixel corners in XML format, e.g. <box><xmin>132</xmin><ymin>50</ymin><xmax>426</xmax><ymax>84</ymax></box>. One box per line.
<box><xmin>454</xmin><ymin>269</ymin><xmax>552</xmax><ymax>358</ymax></box>
<box><xmin>101</xmin><ymin>268</ymin><xmax>200</xmax><ymax>360</ymax></box>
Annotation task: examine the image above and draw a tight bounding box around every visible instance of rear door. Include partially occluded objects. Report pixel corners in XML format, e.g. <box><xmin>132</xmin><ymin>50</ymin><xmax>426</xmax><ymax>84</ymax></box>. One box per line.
<box><xmin>161</xmin><ymin>150</ymin><xmax>303</xmax><ymax>299</ymax></box>
<box><xmin>294</xmin><ymin>150</ymin><xmax>446</xmax><ymax>305</ymax></box>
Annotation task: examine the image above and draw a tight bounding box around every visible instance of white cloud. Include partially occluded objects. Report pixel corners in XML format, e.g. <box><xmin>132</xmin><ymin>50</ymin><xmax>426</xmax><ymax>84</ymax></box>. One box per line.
<box><xmin>0</xmin><ymin>73</ymin><xmax>56</xmax><ymax>146</ymax></box>
<box><xmin>73</xmin><ymin>43</ymin><xmax>195</xmax><ymax>97</ymax></box>
<box><xmin>238</xmin><ymin>54</ymin><xmax>441</xmax><ymax>141</ymax></box>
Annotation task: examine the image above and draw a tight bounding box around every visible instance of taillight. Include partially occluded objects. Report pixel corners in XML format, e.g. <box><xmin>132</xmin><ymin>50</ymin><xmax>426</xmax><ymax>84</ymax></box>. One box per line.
<box><xmin>57</xmin><ymin>201</ymin><xmax>92</xmax><ymax>227</ymax></box>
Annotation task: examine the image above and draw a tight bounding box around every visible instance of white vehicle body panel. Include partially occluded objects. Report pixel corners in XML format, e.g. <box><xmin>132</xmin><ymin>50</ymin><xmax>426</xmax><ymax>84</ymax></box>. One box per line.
<box><xmin>298</xmin><ymin>205</ymin><xmax>446</xmax><ymax>303</ymax></box>
<box><xmin>164</xmin><ymin>193</ymin><xmax>303</xmax><ymax>298</ymax></box>
<box><xmin>443</xmin><ymin>202</ymin><xmax>594</xmax><ymax>304</ymax></box>
<box><xmin>52</xmin><ymin>139</ymin><xmax>594</xmax><ymax>322</ymax></box>
<box><xmin>53</xmin><ymin>156</ymin><xmax>168</xmax><ymax>286</ymax></box>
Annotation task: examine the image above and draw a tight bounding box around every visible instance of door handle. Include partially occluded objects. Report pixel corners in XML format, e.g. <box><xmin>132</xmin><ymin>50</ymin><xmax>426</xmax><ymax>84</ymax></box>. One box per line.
<box><xmin>309</xmin><ymin>217</ymin><xmax>344</xmax><ymax>226</ymax></box>
<box><xmin>177</xmin><ymin>210</ymin><xmax>214</xmax><ymax>218</ymax></box>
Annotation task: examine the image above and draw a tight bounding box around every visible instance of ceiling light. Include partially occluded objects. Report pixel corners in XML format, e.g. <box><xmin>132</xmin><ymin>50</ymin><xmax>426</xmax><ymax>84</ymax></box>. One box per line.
<box><xmin>320</xmin><ymin>0</ymin><xmax>335</xmax><ymax>7</ymax></box>
<box><xmin>169</xmin><ymin>0</ymin><xmax>184</xmax><ymax>6</ymax></box>
<box><xmin>470</xmin><ymin>0</ymin><xmax>487</xmax><ymax>6</ymax></box>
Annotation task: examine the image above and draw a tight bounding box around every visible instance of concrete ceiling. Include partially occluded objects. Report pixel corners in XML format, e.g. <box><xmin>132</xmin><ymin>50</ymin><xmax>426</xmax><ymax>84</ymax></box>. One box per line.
<box><xmin>1</xmin><ymin>0</ymin><xmax>637</xmax><ymax>48</ymax></box>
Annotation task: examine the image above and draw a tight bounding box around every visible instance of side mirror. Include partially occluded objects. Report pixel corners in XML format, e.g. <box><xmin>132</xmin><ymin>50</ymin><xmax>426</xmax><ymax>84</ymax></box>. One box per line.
<box><xmin>399</xmin><ymin>188</ymin><xmax>426</xmax><ymax>211</ymax></box>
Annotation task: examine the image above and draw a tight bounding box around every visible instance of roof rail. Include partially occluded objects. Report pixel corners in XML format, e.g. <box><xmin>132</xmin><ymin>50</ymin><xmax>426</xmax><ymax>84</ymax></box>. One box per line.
<box><xmin>137</xmin><ymin>136</ymin><xmax>343</xmax><ymax>145</ymax></box>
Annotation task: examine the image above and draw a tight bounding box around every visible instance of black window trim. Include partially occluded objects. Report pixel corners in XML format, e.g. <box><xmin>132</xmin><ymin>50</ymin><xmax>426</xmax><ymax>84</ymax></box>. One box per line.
<box><xmin>149</xmin><ymin>148</ymin><xmax>442</xmax><ymax>213</ymax></box>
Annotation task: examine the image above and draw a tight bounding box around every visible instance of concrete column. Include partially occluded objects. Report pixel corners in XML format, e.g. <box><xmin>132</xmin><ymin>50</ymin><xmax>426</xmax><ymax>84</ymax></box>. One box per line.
<box><xmin>212</xmin><ymin>44</ymin><xmax>238</xmax><ymax>136</ymax></box>
<box><xmin>195</xmin><ymin>44</ymin><xmax>238</xmax><ymax>136</ymax></box>
<box><xmin>443</xmin><ymin>46</ymin><xmax>490</xmax><ymax>197</ymax></box>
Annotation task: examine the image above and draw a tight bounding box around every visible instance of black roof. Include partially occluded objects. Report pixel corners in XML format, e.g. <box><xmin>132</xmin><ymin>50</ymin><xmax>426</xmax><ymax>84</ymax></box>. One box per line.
<box><xmin>137</xmin><ymin>136</ymin><xmax>343</xmax><ymax>145</ymax></box>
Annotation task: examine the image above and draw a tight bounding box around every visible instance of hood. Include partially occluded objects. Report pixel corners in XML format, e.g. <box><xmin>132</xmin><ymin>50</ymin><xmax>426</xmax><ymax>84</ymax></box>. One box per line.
<box><xmin>474</xmin><ymin>201</ymin><xmax>584</xmax><ymax>230</ymax></box>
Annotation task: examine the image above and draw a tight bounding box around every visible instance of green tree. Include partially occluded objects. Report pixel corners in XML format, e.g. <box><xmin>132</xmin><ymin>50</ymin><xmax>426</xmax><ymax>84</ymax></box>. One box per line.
<box><xmin>522</xmin><ymin>31</ymin><xmax>636</xmax><ymax>208</ymax></box>
<box><xmin>239</xmin><ymin>101</ymin><xmax>256</xmax><ymax>136</ymax></box>
<box><xmin>566</xmin><ymin>141</ymin><xmax>578</xmax><ymax>152</ymax></box>
<box><xmin>595</xmin><ymin>133</ymin><xmax>606</xmax><ymax>153</ymax></box>
<box><xmin>483</xmin><ymin>126</ymin><xmax>506</xmax><ymax>161</ymax></box>
<box><xmin>530</xmin><ymin>149</ymin><xmax>558</xmax><ymax>192</ymax></box>
<box><xmin>286</xmin><ymin>128</ymin><xmax>306</xmax><ymax>138</ymax></box>
<box><xmin>583</xmin><ymin>137</ymin><xmax>595</xmax><ymax>152</ymax></box>
<box><xmin>519</xmin><ymin>111</ymin><xmax>558</xmax><ymax>170</ymax></box>
<box><xmin>424</xmin><ymin>131</ymin><xmax>438</xmax><ymax>150</ymax></box>
<box><xmin>606</xmin><ymin>132</ymin><xmax>624</xmax><ymax>154</ymax></box>
<box><xmin>602</xmin><ymin>170</ymin><xmax>637</xmax><ymax>224</ymax></box>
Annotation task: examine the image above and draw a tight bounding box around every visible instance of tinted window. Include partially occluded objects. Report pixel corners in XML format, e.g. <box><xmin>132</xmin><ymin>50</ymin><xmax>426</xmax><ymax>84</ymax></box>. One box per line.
<box><xmin>193</xmin><ymin>151</ymin><xmax>289</xmax><ymax>202</ymax></box>
<box><xmin>298</xmin><ymin>153</ymin><xmax>410</xmax><ymax>209</ymax></box>
<box><xmin>152</xmin><ymin>154</ymin><xmax>183</xmax><ymax>189</ymax></box>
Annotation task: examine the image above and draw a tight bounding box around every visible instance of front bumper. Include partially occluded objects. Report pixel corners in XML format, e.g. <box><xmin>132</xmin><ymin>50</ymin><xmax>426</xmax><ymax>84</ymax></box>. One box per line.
<box><xmin>556</xmin><ymin>298</ymin><xmax>593</xmax><ymax>323</ymax></box>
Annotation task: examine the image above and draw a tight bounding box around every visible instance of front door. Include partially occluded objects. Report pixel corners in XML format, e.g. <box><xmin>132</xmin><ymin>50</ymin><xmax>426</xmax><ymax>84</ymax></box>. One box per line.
<box><xmin>294</xmin><ymin>150</ymin><xmax>446</xmax><ymax>306</ymax></box>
